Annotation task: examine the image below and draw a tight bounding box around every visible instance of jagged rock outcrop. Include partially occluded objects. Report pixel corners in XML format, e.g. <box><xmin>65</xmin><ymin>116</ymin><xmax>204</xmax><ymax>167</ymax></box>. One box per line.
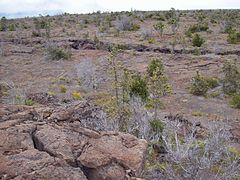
<box><xmin>0</xmin><ymin>102</ymin><xmax>147</xmax><ymax>180</ymax></box>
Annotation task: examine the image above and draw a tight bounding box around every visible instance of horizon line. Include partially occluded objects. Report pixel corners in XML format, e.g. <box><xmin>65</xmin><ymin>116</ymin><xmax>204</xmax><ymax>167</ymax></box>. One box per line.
<box><xmin>1</xmin><ymin>8</ymin><xmax>239</xmax><ymax>19</ymax></box>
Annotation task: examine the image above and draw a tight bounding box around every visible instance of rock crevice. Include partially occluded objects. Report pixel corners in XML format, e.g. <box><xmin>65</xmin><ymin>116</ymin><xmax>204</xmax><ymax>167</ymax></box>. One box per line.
<box><xmin>0</xmin><ymin>102</ymin><xmax>147</xmax><ymax>180</ymax></box>
<box><xmin>69</xmin><ymin>39</ymin><xmax>240</xmax><ymax>56</ymax></box>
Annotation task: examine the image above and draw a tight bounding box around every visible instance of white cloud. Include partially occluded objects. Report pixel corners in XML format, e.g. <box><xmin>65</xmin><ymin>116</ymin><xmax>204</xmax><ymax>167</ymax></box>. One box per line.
<box><xmin>0</xmin><ymin>0</ymin><xmax>239</xmax><ymax>15</ymax></box>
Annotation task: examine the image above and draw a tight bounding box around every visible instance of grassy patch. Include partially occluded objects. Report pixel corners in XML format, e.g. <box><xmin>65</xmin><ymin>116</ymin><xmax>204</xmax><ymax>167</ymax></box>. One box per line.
<box><xmin>230</xmin><ymin>93</ymin><xmax>240</xmax><ymax>109</ymax></box>
<box><xmin>191</xmin><ymin>111</ymin><xmax>204</xmax><ymax>117</ymax></box>
<box><xmin>72</xmin><ymin>91</ymin><xmax>81</xmax><ymax>100</ymax></box>
<box><xmin>47</xmin><ymin>46</ymin><xmax>71</xmax><ymax>60</ymax></box>
<box><xmin>60</xmin><ymin>85</ymin><xmax>67</xmax><ymax>93</ymax></box>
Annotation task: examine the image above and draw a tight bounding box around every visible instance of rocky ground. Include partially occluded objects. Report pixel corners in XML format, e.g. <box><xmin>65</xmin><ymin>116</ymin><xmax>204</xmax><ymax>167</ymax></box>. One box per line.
<box><xmin>0</xmin><ymin>9</ymin><xmax>239</xmax><ymax>179</ymax></box>
<box><xmin>0</xmin><ymin>101</ymin><xmax>147</xmax><ymax>179</ymax></box>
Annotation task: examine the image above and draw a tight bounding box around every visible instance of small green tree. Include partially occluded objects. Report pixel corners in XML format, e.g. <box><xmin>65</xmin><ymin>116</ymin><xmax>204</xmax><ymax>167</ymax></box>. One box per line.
<box><xmin>46</xmin><ymin>46</ymin><xmax>71</xmax><ymax>60</ymax></box>
<box><xmin>0</xmin><ymin>17</ymin><xmax>7</xmax><ymax>31</ymax></box>
<box><xmin>8</xmin><ymin>24</ymin><xmax>15</xmax><ymax>31</ymax></box>
<box><xmin>129</xmin><ymin>75</ymin><xmax>149</xmax><ymax>102</ymax></box>
<box><xmin>154</xmin><ymin>22</ymin><xmax>164</xmax><ymax>37</ymax></box>
<box><xmin>147</xmin><ymin>58</ymin><xmax>164</xmax><ymax>77</ymax></box>
<box><xmin>196</xmin><ymin>10</ymin><xmax>206</xmax><ymax>23</ymax></box>
<box><xmin>178</xmin><ymin>35</ymin><xmax>187</xmax><ymax>53</ymax></box>
<box><xmin>192</xmin><ymin>33</ymin><xmax>205</xmax><ymax>47</ymax></box>
<box><xmin>44</xmin><ymin>20</ymin><xmax>51</xmax><ymax>40</ymax></box>
<box><xmin>169</xmin><ymin>36</ymin><xmax>178</xmax><ymax>54</ymax></box>
<box><xmin>107</xmin><ymin>46</ymin><xmax>122</xmax><ymax>105</ymax></box>
<box><xmin>166</xmin><ymin>8</ymin><xmax>179</xmax><ymax>34</ymax></box>
<box><xmin>230</xmin><ymin>93</ymin><xmax>240</xmax><ymax>109</ymax></box>
<box><xmin>223</xmin><ymin>60</ymin><xmax>240</xmax><ymax>94</ymax></box>
<box><xmin>33</xmin><ymin>18</ymin><xmax>41</xmax><ymax>36</ymax></box>
<box><xmin>185</xmin><ymin>23</ymin><xmax>209</xmax><ymax>37</ymax></box>
<box><xmin>107</xmin><ymin>46</ymin><xmax>133</xmax><ymax>132</ymax></box>
<box><xmin>190</xmin><ymin>71</ymin><xmax>209</xmax><ymax>96</ymax></box>
<box><xmin>147</xmin><ymin>58</ymin><xmax>172</xmax><ymax>119</ymax></box>
<box><xmin>121</xmin><ymin>69</ymin><xmax>132</xmax><ymax>104</ymax></box>
<box><xmin>227</xmin><ymin>30</ymin><xmax>240</xmax><ymax>44</ymax></box>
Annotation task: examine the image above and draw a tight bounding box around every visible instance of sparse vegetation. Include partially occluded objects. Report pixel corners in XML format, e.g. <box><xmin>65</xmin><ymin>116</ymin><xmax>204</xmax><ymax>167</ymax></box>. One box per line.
<box><xmin>230</xmin><ymin>93</ymin><xmax>240</xmax><ymax>109</ymax></box>
<box><xmin>8</xmin><ymin>24</ymin><xmax>16</xmax><ymax>31</ymax></box>
<box><xmin>147</xmin><ymin>58</ymin><xmax>172</xmax><ymax>119</ymax></box>
<box><xmin>190</xmin><ymin>73</ymin><xmax>220</xmax><ymax>97</ymax></box>
<box><xmin>190</xmin><ymin>72</ymin><xmax>209</xmax><ymax>96</ymax></box>
<box><xmin>46</xmin><ymin>45</ymin><xmax>71</xmax><ymax>60</ymax></box>
<box><xmin>1</xmin><ymin>9</ymin><xmax>240</xmax><ymax>180</ymax></box>
<box><xmin>115</xmin><ymin>15</ymin><xmax>140</xmax><ymax>31</ymax></box>
<box><xmin>153</xmin><ymin>22</ymin><xmax>164</xmax><ymax>36</ymax></box>
<box><xmin>141</xmin><ymin>28</ymin><xmax>153</xmax><ymax>40</ymax></box>
<box><xmin>47</xmin><ymin>91</ymin><xmax>55</xmax><ymax>96</ymax></box>
<box><xmin>191</xmin><ymin>111</ymin><xmax>204</xmax><ymax>116</ymax></box>
<box><xmin>223</xmin><ymin>60</ymin><xmax>240</xmax><ymax>94</ymax></box>
<box><xmin>24</xmin><ymin>99</ymin><xmax>35</xmax><ymax>106</ymax></box>
<box><xmin>60</xmin><ymin>85</ymin><xmax>67</xmax><ymax>93</ymax></box>
<box><xmin>186</xmin><ymin>23</ymin><xmax>209</xmax><ymax>37</ymax></box>
<box><xmin>72</xmin><ymin>91</ymin><xmax>81</xmax><ymax>100</ymax></box>
<box><xmin>145</xmin><ymin>121</ymin><xmax>240</xmax><ymax>179</ymax></box>
<box><xmin>209</xmin><ymin>91</ymin><xmax>221</xmax><ymax>98</ymax></box>
<box><xmin>205</xmin><ymin>77</ymin><xmax>219</xmax><ymax>89</ymax></box>
<box><xmin>192</xmin><ymin>33</ymin><xmax>205</xmax><ymax>47</ymax></box>
<box><xmin>167</xmin><ymin>8</ymin><xmax>180</xmax><ymax>34</ymax></box>
<box><xmin>129</xmin><ymin>75</ymin><xmax>149</xmax><ymax>102</ymax></box>
<box><xmin>227</xmin><ymin>30</ymin><xmax>240</xmax><ymax>44</ymax></box>
<box><xmin>149</xmin><ymin>119</ymin><xmax>165</xmax><ymax>138</ymax></box>
<box><xmin>0</xmin><ymin>17</ymin><xmax>7</xmax><ymax>31</ymax></box>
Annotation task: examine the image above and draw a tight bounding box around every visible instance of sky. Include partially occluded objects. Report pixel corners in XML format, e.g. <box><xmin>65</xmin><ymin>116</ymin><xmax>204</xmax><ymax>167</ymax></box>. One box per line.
<box><xmin>0</xmin><ymin>0</ymin><xmax>239</xmax><ymax>18</ymax></box>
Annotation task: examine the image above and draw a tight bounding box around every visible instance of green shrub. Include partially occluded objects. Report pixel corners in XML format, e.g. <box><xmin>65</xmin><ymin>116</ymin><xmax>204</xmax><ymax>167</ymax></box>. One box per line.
<box><xmin>205</xmin><ymin>77</ymin><xmax>219</xmax><ymax>89</ymax></box>
<box><xmin>147</xmin><ymin>58</ymin><xmax>172</xmax><ymax>118</ymax></box>
<box><xmin>193</xmin><ymin>48</ymin><xmax>201</xmax><ymax>56</ymax></box>
<box><xmin>223</xmin><ymin>60</ymin><xmax>240</xmax><ymax>94</ymax></box>
<box><xmin>230</xmin><ymin>93</ymin><xmax>240</xmax><ymax>109</ymax></box>
<box><xmin>210</xmin><ymin>19</ymin><xmax>217</xmax><ymax>24</ymax></box>
<box><xmin>190</xmin><ymin>72</ymin><xmax>209</xmax><ymax>96</ymax></box>
<box><xmin>227</xmin><ymin>30</ymin><xmax>240</xmax><ymax>44</ymax></box>
<box><xmin>60</xmin><ymin>85</ymin><xmax>67</xmax><ymax>93</ymax></box>
<box><xmin>131</xmin><ymin>24</ymin><xmax>140</xmax><ymax>31</ymax></box>
<box><xmin>72</xmin><ymin>91</ymin><xmax>81</xmax><ymax>100</ymax></box>
<box><xmin>148</xmin><ymin>38</ymin><xmax>155</xmax><ymax>44</ymax></box>
<box><xmin>115</xmin><ymin>44</ymin><xmax>129</xmax><ymax>51</ymax></box>
<box><xmin>192</xmin><ymin>33</ymin><xmax>205</xmax><ymax>47</ymax></box>
<box><xmin>149</xmin><ymin>119</ymin><xmax>165</xmax><ymax>134</ymax></box>
<box><xmin>47</xmin><ymin>91</ymin><xmax>55</xmax><ymax>96</ymax></box>
<box><xmin>186</xmin><ymin>23</ymin><xmax>209</xmax><ymax>37</ymax></box>
<box><xmin>147</xmin><ymin>58</ymin><xmax>164</xmax><ymax>77</ymax></box>
<box><xmin>40</xmin><ymin>20</ymin><xmax>48</xmax><ymax>29</ymax></box>
<box><xmin>8</xmin><ymin>24</ymin><xmax>15</xmax><ymax>31</ymax></box>
<box><xmin>224</xmin><ymin>24</ymin><xmax>234</xmax><ymax>34</ymax></box>
<box><xmin>129</xmin><ymin>75</ymin><xmax>149</xmax><ymax>102</ymax></box>
<box><xmin>190</xmin><ymin>73</ymin><xmax>219</xmax><ymax>96</ymax></box>
<box><xmin>32</xmin><ymin>31</ymin><xmax>41</xmax><ymax>37</ymax></box>
<box><xmin>47</xmin><ymin>46</ymin><xmax>71</xmax><ymax>60</ymax></box>
<box><xmin>0</xmin><ymin>17</ymin><xmax>7</xmax><ymax>31</ymax></box>
<box><xmin>191</xmin><ymin>111</ymin><xmax>204</xmax><ymax>117</ymax></box>
<box><xmin>153</xmin><ymin>22</ymin><xmax>164</xmax><ymax>36</ymax></box>
<box><xmin>24</xmin><ymin>99</ymin><xmax>35</xmax><ymax>106</ymax></box>
<box><xmin>22</xmin><ymin>23</ymin><xmax>29</xmax><ymax>29</ymax></box>
<box><xmin>209</xmin><ymin>91</ymin><xmax>221</xmax><ymax>98</ymax></box>
<box><xmin>152</xmin><ymin>15</ymin><xmax>165</xmax><ymax>21</ymax></box>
